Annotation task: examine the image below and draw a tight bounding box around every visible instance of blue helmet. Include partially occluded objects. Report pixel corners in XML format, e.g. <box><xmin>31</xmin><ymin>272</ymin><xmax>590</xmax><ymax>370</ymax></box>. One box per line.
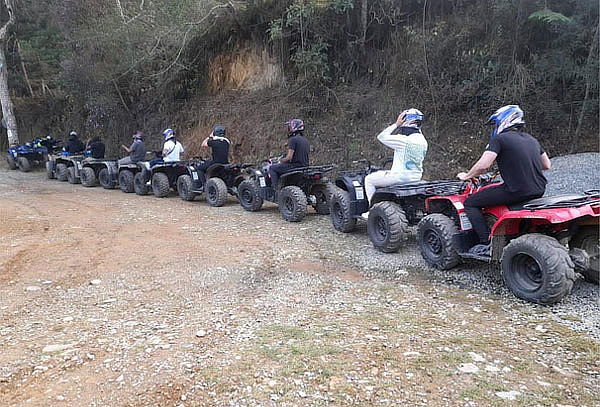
<box><xmin>163</xmin><ymin>128</ymin><xmax>175</xmax><ymax>140</ymax></box>
<box><xmin>488</xmin><ymin>105</ymin><xmax>524</xmax><ymax>138</ymax></box>
<box><xmin>400</xmin><ymin>108</ymin><xmax>424</xmax><ymax>129</ymax></box>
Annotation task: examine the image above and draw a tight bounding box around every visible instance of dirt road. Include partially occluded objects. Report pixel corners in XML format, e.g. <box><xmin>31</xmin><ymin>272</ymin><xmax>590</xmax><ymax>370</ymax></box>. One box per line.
<box><xmin>0</xmin><ymin>169</ymin><xmax>598</xmax><ymax>407</ymax></box>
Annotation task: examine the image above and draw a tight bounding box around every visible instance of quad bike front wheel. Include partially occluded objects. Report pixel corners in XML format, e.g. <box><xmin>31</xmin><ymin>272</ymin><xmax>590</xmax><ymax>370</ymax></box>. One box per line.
<box><xmin>46</xmin><ymin>161</ymin><xmax>55</xmax><ymax>179</ymax></box>
<box><xmin>329</xmin><ymin>187</ymin><xmax>356</xmax><ymax>233</ymax></box>
<box><xmin>368</xmin><ymin>201</ymin><xmax>409</xmax><ymax>253</ymax></box>
<box><xmin>311</xmin><ymin>183</ymin><xmax>334</xmax><ymax>215</ymax></box>
<box><xmin>279</xmin><ymin>185</ymin><xmax>308</xmax><ymax>222</ymax></box>
<box><xmin>6</xmin><ymin>154</ymin><xmax>17</xmax><ymax>170</ymax></box>
<box><xmin>134</xmin><ymin>172</ymin><xmax>149</xmax><ymax>195</ymax></box>
<box><xmin>570</xmin><ymin>227</ymin><xmax>599</xmax><ymax>284</ymax></box>
<box><xmin>119</xmin><ymin>170</ymin><xmax>135</xmax><ymax>193</ymax></box>
<box><xmin>17</xmin><ymin>157</ymin><xmax>31</xmax><ymax>172</ymax></box>
<box><xmin>238</xmin><ymin>179</ymin><xmax>263</xmax><ymax>212</ymax></box>
<box><xmin>206</xmin><ymin>177</ymin><xmax>228</xmax><ymax>207</ymax></box>
<box><xmin>56</xmin><ymin>163</ymin><xmax>68</xmax><ymax>182</ymax></box>
<box><xmin>417</xmin><ymin>214</ymin><xmax>461</xmax><ymax>270</ymax></box>
<box><xmin>99</xmin><ymin>168</ymin><xmax>114</xmax><ymax>189</ymax></box>
<box><xmin>80</xmin><ymin>167</ymin><xmax>98</xmax><ymax>187</ymax></box>
<box><xmin>67</xmin><ymin>166</ymin><xmax>80</xmax><ymax>184</ymax></box>
<box><xmin>177</xmin><ymin>174</ymin><xmax>196</xmax><ymax>201</ymax></box>
<box><xmin>152</xmin><ymin>172</ymin><xmax>170</xmax><ymax>197</ymax></box>
<box><xmin>501</xmin><ymin>233</ymin><xmax>575</xmax><ymax>305</ymax></box>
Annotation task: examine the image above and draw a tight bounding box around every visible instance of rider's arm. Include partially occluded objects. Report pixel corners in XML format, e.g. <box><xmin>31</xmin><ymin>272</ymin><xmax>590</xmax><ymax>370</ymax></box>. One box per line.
<box><xmin>377</xmin><ymin>124</ymin><xmax>408</xmax><ymax>149</ymax></box>
<box><xmin>201</xmin><ymin>133</ymin><xmax>212</xmax><ymax>148</ymax></box>
<box><xmin>540</xmin><ymin>152</ymin><xmax>551</xmax><ymax>170</ymax></box>
<box><xmin>162</xmin><ymin>141</ymin><xmax>170</xmax><ymax>157</ymax></box>
<box><xmin>458</xmin><ymin>151</ymin><xmax>497</xmax><ymax>180</ymax></box>
<box><xmin>280</xmin><ymin>149</ymin><xmax>294</xmax><ymax>163</ymax></box>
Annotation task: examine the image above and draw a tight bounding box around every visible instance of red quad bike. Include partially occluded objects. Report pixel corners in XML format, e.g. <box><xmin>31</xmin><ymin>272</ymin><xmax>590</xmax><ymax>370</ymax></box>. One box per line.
<box><xmin>417</xmin><ymin>174</ymin><xmax>599</xmax><ymax>305</ymax></box>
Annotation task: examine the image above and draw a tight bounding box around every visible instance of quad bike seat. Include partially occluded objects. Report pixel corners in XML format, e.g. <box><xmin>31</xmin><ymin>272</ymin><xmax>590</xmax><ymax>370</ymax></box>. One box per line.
<box><xmin>508</xmin><ymin>194</ymin><xmax>591</xmax><ymax>211</ymax></box>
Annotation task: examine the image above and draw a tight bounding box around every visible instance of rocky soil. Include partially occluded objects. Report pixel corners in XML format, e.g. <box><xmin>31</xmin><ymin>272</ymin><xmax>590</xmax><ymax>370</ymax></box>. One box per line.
<box><xmin>0</xmin><ymin>166</ymin><xmax>598</xmax><ymax>407</ymax></box>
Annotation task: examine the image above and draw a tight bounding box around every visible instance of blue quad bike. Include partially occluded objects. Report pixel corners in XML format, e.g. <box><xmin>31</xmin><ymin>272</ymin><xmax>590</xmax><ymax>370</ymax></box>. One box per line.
<box><xmin>328</xmin><ymin>158</ymin><xmax>463</xmax><ymax>252</ymax></box>
<box><xmin>6</xmin><ymin>137</ymin><xmax>60</xmax><ymax>172</ymax></box>
<box><xmin>175</xmin><ymin>160</ymin><xmax>253</xmax><ymax>206</ymax></box>
<box><xmin>46</xmin><ymin>151</ymin><xmax>89</xmax><ymax>183</ymax></box>
<box><xmin>237</xmin><ymin>157</ymin><xmax>337</xmax><ymax>222</ymax></box>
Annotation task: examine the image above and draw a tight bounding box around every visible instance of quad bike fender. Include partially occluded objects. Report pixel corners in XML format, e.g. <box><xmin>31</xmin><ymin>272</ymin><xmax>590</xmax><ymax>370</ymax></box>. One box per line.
<box><xmin>425</xmin><ymin>196</ymin><xmax>473</xmax><ymax>231</ymax></box>
<box><xmin>335</xmin><ymin>176</ymin><xmax>369</xmax><ymax>216</ymax></box>
<box><xmin>491</xmin><ymin>206</ymin><xmax>600</xmax><ymax>236</ymax></box>
<box><xmin>205</xmin><ymin>163</ymin><xmax>225</xmax><ymax>179</ymax></box>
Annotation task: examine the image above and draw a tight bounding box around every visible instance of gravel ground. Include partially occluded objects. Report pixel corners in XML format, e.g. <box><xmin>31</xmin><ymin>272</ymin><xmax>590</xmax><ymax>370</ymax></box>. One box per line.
<box><xmin>545</xmin><ymin>152</ymin><xmax>599</xmax><ymax>196</ymax></box>
<box><xmin>0</xmin><ymin>162</ymin><xmax>598</xmax><ymax>407</ymax></box>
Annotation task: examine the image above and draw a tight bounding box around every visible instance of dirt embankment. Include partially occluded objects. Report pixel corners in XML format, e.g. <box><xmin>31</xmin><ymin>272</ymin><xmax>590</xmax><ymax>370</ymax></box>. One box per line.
<box><xmin>0</xmin><ymin>169</ymin><xmax>598</xmax><ymax>407</ymax></box>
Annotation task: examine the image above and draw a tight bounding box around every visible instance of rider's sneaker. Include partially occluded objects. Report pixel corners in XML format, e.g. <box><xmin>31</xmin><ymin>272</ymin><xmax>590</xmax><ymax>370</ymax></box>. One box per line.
<box><xmin>468</xmin><ymin>243</ymin><xmax>491</xmax><ymax>257</ymax></box>
<box><xmin>361</xmin><ymin>211</ymin><xmax>369</xmax><ymax>220</ymax></box>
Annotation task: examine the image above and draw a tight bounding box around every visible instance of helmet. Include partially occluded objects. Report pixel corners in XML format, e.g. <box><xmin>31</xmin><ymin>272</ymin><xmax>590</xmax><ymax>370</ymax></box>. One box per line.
<box><xmin>488</xmin><ymin>105</ymin><xmax>524</xmax><ymax>138</ymax></box>
<box><xmin>286</xmin><ymin>119</ymin><xmax>304</xmax><ymax>136</ymax></box>
<box><xmin>400</xmin><ymin>108</ymin><xmax>424</xmax><ymax>129</ymax></box>
<box><xmin>133</xmin><ymin>131</ymin><xmax>144</xmax><ymax>140</ymax></box>
<box><xmin>69</xmin><ymin>131</ymin><xmax>77</xmax><ymax>138</ymax></box>
<box><xmin>163</xmin><ymin>128</ymin><xmax>175</xmax><ymax>140</ymax></box>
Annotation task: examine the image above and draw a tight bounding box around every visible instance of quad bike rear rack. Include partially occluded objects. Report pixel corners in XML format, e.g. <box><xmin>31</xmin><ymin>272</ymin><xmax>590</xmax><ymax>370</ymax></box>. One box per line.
<box><xmin>522</xmin><ymin>190</ymin><xmax>600</xmax><ymax>210</ymax></box>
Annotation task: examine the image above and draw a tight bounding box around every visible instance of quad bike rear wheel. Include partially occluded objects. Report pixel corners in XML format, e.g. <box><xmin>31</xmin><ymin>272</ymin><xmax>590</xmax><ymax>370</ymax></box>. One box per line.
<box><xmin>177</xmin><ymin>174</ymin><xmax>196</xmax><ymax>201</ymax></box>
<box><xmin>570</xmin><ymin>227</ymin><xmax>599</xmax><ymax>284</ymax></box>
<box><xmin>417</xmin><ymin>214</ymin><xmax>461</xmax><ymax>269</ymax></box>
<box><xmin>368</xmin><ymin>201</ymin><xmax>409</xmax><ymax>253</ymax></box>
<box><xmin>134</xmin><ymin>172</ymin><xmax>149</xmax><ymax>195</ymax></box>
<box><xmin>119</xmin><ymin>170</ymin><xmax>135</xmax><ymax>193</ymax></box>
<box><xmin>46</xmin><ymin>161</ymin><xmax>55</xmax><ymax>179</ymax></box>
<box><xmin>311</xmin><ymin>183</ymin><xmax>334</xmax><ymax>215</ymax></box>
<box><xmin>279</xmin><ymin>185</ymin><xmax>307</xmax><ymax>222</ymax></box>
<box><xmin>501</xmin><ymin>233</ymin><xmax>575</xmax><ymax>305</ymax></box>
<box><xmin>17</xmin><ymin>157</ymin><xmax>31</xmax><ymax>172</ymax></box>
<box><xmin>99</xmin><ymin>168</ymin><xmax>114</xmax><ymax>189</ymax></box>
<box><xmin>238</xmin><ymin>179</ymin><xmax>263</xmax><ymax>212</ymax></box>
<box><xmin>152</xmin><ymin>172</ymin><xmax>170</xmax><ymax>197</ymax></box>
<box><xmin>80</xmin><ymin>167</ymin><xmax>98</xmax><ymax>187</ymax></box>
<box><xmin>67</xmin><ymin>166</ymin><xmax>80</xmax><ymax>184</ymax></box>
<box><xmin>329</xmin><ymin>187</ymin><xmax>356</xmax><ymax>233</ymax></box>
<box><xmin>6</xmin><ymin>154</ymin><xmax>17</xmax><ymax>170</ymax></box>
<box><xmin>206</xmin><ymin>177</ymin><xmax>228</xmax><ymax>207</ymax></box>
<box><xmin>56</xmin><ymin>163</ymin><xmax>68</xmax><ymax>182</ymax></box>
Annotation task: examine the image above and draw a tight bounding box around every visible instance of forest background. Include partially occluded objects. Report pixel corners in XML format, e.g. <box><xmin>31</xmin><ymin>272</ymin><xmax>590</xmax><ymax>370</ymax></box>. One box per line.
<box><xmin>1</xmin><ymin>0</ymin><xmax>598</xmax><ymax>177</ymax></box>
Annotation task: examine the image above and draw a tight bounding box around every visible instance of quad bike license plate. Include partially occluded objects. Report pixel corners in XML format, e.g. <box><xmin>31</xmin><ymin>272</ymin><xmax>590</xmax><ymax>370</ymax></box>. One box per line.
<box><xmin>259</xmin><ymin>176</ymin><xmax>266</xmax><ymax>187</ymax></box>
<box><xmin>353</xmin><ymin>181</ymin><xmax>364</xmax><ymax>200</ymax></box>
<box><xmin>459</xmin><ymin>213</ymin><xmax>473</xmax><ymax>230</ymax></box>
<box><xmin>77</xmin><ymin>162</ymin><xmax>82</xmax><ymax>170</ymax></box>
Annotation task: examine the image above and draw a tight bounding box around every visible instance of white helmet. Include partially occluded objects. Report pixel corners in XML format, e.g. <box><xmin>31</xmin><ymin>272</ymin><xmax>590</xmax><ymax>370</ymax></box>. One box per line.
<box><xmin>400</xmin><ymin>108</ymin><xmax>424</xmax><ymax>129</ymax></box>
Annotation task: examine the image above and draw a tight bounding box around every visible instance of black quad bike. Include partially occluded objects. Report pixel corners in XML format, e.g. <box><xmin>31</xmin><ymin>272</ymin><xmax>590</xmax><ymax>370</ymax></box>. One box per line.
<box><xmin>133</xmin><ymin>161</ymin><xmax>190</xmax><ymax>198</ymax></box>
<box><xmin>176</xmin><ymin>161</ymin><xmax>253</xmax><ymax>206</ymax></box>
<box><xmin>237</xmin><ymin>158</ymin><xmax>336</xmax><ymax>222</ymax></box>
<box><xmin>115</xmin><ymin>152</ymin><xmax>162</xmax><ymax>195</ymax></box>
<box><xmin>329</xmin><ymin>159</ymin><xmax>463</xmax><ymax>252</ymax></box>
<box><xmin>80</xmin><ymin>158</ymin><xmax>119</xmax><ymax>189</ymax></box>
<box><xmin>46</xmin><ymin>153</ymin><xmax>87</xmax><ymax>184</ymax></box>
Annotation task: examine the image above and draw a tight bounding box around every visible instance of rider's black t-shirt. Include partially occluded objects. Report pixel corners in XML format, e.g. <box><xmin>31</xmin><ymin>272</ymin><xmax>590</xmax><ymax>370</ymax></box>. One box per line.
<box><xmin>89</xmin><ymin>141</ymin><xmax>105</xmax><ymax>159</ymax></box>
<box><xmin>289</xmin><ymin>134</ymin><xmax>310</xmax><ymax>167</ymax></box>
<box><xmin>486</xmin><ymin>130</ymin><xmax>547</xmax><ymax>196</ymax></box>
<box><xmin>207</xmin><ymin>138</ymin><xmax>229</xmax><ymax>164</ymax></box>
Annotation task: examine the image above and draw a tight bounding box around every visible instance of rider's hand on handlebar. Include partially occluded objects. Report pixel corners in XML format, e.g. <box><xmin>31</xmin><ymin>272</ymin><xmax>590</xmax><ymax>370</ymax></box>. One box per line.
<box><xmin>456</xmin><ymin>172</ymin><xmax>469</xmax><ymax>181</ymax></box>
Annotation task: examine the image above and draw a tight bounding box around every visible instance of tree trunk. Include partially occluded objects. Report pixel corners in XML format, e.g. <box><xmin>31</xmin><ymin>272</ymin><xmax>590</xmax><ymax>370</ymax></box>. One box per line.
<box><xmin>0</xmin><ymin>0</ymin><xmax>17</xmax><ymax>146</ymax></box>
<box><xmin>360</xmin><ymin>0</ymin><xmax>368</xmax><ymax>49</ymax></box>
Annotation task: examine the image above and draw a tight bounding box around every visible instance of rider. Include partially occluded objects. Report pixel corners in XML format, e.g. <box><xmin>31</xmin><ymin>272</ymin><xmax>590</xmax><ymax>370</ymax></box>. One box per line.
<box><xmin>363</xmin><ymin>108</ymin><xmax>428</xmax><ymax>218</ymax></box>
<box><xmin>197</xmin><ymin>125</ymin><xmax>230</xmax><ymax>184</ymax></box>
<box><xmin>64</xmin><ymin>131</ymin><xmax>85</xmax><ymax>155</ymax></box>
<box><xmin>457</xmin><ymin>105</ymin><xmax>552</xmax><ymax>256</ymax></box>
<box><xmin>119</xmin><ymin>131</ymin><xmax>146</xmax><ymax>165</ymax></box>
<box><xmin>86</xmin><ymin>136</ymin><xmax>106</xmax><ymax>159</ymax></box>
<box><xmin>268</xmin><ymin>119</ymin><xmax>310</xmax><ymax>189</ymax></box>
<box><xmin>161</xmin><ymin>128</ymin><xmax>184</xmax><ymax>162</ymax></box>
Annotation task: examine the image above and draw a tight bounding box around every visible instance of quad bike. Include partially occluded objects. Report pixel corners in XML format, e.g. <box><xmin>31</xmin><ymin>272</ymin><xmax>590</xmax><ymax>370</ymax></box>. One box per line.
<box><xmin>111</xmin><ymin>152</ymin><xmax>160</xmax><ymax>194</ymax></box>
<box><xmin>46</xmin><ymin>151</ymin><xmax>88</xmax><ymax>183</ymax></box>
<box><xmin>176</xmin><ymin>160</ymin><xmax>253</xmax><ymax>206</ymax></box>
<box><xmin>329</xmin><ymin>159</ymin><xmax>464</xmax><ymax>253</ymax></box>
<box><xmin>6</xmin><ymin>137</ymin><xmax>60</xmax><ymax>172</ymax></box>
<box><xmin>417</xmin><ymin>174</ymin><xmax>600</xmax><ymax>305</ymax></box>
<box><xmin>238</xmin><ymin>157</ymin><xmax>336</xmax><ymax>222</ymax></box>
<box><xmin>133</xmin><ymin>161</ymin><xmax>190</xmax><ymax>198</ymax></box>
<box><xmin>80</xmin><ymin>157</ymin><xmax>119</xmax><ymax>189</ymax></box>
